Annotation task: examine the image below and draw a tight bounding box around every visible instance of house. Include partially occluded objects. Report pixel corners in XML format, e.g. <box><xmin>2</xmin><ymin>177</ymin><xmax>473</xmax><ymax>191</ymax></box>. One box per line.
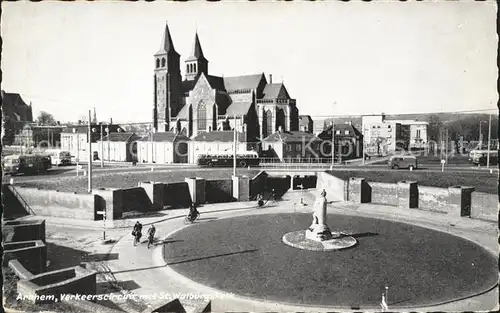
<box><xmin>152</xmin><ymin>23</ymin><xmax>300</xmax><ymax>148</ymax></box>
<box><xmin>96</xmin><ymin>132</ymin><xmax>141</xmax><ymax>162</ymax></box>
<box><xmin>188</xmin><ymin>131</ymin><xmax>249</xmax><ymax>164</ymax></box>
<box><xmin>136</xmin><ymin>132</ymin><xmax>190</xmax><ymax>164</ymax></box>
<box><xmin>1</xmin><ymin>90</ymin><xmax>33</xmax><ymax>145</ymax></box>
<box><xmin>362</xmin><ymin>114</ymin><xmax>427</xmax><ymax>153</ymax></box>
<box><xmin>60</xmin><ymin>124</ymin><xmax>124</xmax><ymax>161</ymax></box>
<box><xmin>14</xmin><ymin>123</ymin><xmax>64</xmax><ymax>148</ymax></box>
<box><xmin>318</xmin><ymin>122</ymin><xmax>364</xmax><ymax>160</ymax></box>
<box><xmin>299</xmin><ymin>115</ymin><xmax>314</xmax><ymax>133</ymax></box>
<box><xmin>262</xmin><ymin>127</ymin><xmax>324</xmax><ymax>161</ymax></box>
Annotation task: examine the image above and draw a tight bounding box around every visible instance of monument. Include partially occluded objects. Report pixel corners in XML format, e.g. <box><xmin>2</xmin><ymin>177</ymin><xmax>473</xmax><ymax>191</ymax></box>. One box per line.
<box><xmin>282</xmin><ymin>189</ymin><xmax>357</xmax><ymax>251</ymax></box>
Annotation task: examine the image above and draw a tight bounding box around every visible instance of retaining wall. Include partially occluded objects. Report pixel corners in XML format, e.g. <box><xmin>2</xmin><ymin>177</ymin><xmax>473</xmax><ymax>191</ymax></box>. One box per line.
<box><xmin>249</xmin><ymin>171</ymin><xmax>268</xmax><ymax>199</ymax></box>
<box><xmin>2</xmin><ymin>219</ymin><xmax>46</xmax><ymax>243</ymax></box>
<box><xmin>12</xmin><ymin>187</ymin><xmax>97</xmax><ymax>220</ymax></box>
<box><xmin>470</xmin><ymin>192</ymin><xmax>498</xmax><ymax>222</ymax></box>
<box><xmin>17</xmin><ymin>266</ymin><xmax>97</xmax><ymax>304</ymax></box>
<box><xmin>206</xmin><ymin>179</ymin><xmax>234</xmax><ymax>203</ymax></box>
<box><xmin>316</xmin><ymin>171</ymin><xmax>348</xmax><ymax>201</ymax></box>
<box><xmin>3</xmin><ymin>240</ymin><xmax>47</xmax><ymax>275</ymax></box>
<box><xmin>369</xmin><ymin>182</ymin><xmax>399</xmax><ymax>206</ymax></box>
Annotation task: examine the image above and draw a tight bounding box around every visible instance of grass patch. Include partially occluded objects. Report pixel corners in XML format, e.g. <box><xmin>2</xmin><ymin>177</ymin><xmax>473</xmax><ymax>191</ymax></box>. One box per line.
<box><xmin>16</xmin><ymin>168</ymin><xmax>260</xmax><ymax>193</ymax></box>
<box><xmin>164</xmin><ymin>213</ymin><xmax>498</xmax><ymax>308</ymax></box>
<box><xmin>327</xmin><ymin>170</ymin><xmax>497</xmax><ymax>194</ymax></box>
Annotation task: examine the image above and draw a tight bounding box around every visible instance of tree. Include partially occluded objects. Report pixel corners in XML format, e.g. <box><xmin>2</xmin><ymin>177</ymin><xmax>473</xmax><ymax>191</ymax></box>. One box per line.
<box><xmin>37</xmin><ymin>111</ymin><xmax>57</xmax><ymax>126</ymax></box>
<box><xmin>427</xmin><ymin>114</ymin><xmax>442</xmax><ymax>142</ymax></box>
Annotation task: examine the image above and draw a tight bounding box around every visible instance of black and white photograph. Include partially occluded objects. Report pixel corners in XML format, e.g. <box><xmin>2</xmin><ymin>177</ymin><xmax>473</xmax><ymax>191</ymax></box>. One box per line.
<box><xmin>1</xmin><ymin>1</ymin><xmax>498</xmax><ymax>312</ymax></box>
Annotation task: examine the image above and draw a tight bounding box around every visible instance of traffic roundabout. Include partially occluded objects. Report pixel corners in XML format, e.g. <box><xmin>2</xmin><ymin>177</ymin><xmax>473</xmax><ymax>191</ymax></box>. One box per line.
<box><xmin>162</xmin><ymin>212</ymin><xmax>498</xmax><ymax>309</ymax></box>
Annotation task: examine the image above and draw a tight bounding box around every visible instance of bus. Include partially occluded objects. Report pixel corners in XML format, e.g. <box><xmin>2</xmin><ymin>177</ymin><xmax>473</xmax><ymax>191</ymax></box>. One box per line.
<box><xmin>469</xmin><ymin>149</ymin><xmax>498</xmax><ymax>166</ymax></box>
<box><xmin>37</xmin><ymin>149</ymin><xmax>72</xmax><ymax>166</ymax></box>
<box><xmin>2</xmin><ymin>154</ymin><xmax>52</xmax><ymax>176</ymax></box>
<box><xmin>197</xmin><ymin>152</ymin><xmax>260</xmax><ymax>167</ymax></box>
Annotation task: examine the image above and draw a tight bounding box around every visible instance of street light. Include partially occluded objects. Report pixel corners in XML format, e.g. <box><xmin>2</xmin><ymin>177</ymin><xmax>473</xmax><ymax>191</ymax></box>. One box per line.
<box><xmin>479</xmin><ymin>120</ymin><xmax>488</xmax><ymax>146</ymax></box>
<box><xmin>72</xmin><ymin>128</ymin><xmax>79</xmax><ymax>176</ymax></box>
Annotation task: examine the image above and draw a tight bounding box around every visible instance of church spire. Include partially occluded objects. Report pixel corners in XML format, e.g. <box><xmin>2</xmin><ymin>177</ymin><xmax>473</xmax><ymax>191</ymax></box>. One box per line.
<box><xmin>156</xmin><ymin>22</ymin><xmax>177</xmax><ymax>55</ymax></box>
<box><xmin>191</xmin><ymin>32</ymin><xmax>205</xmax><ymax>59</ymax></box>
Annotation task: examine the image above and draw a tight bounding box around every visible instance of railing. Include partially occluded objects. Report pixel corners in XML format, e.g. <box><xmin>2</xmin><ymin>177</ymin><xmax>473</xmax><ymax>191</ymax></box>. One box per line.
<box><xmin>8</xmin><ymin>184</ymin><xmax>36</xmax><ymax>216</ymax></box>
<box><xmin>259</xmin><ymin>157</ymin><xmax>345</xmax><ymax>169</ymax></box>
<box><xmin>256</xmin><ymin>99</ymin><xmax>293</xmax><ymax>105</ymax></box>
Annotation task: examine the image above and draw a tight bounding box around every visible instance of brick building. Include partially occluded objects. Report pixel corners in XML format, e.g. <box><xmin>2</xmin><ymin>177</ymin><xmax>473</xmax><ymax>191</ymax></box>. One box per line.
<box><xmin>1</xmin><ymin>91</ymin><xmax>33</xmax><ymax>145</ymax></box>
<box><xmin>152</xmin><ymin>23</ymin><xmax>300</xmax><ymax>148</ymax></box>
<box><xmin>262</xmin><ymin>127</ymin><xmax>323</xmax><ymax>161</ymax></box>
<box><xmin>14</xmin><ymin>123</ymin><xmax>63</xmax><ymax>148</ymax></box>
<box><xmin>318</xmin><ymin>122</ymin><xmax>364</xmax><ymax>160</ymax></box>
<box><xmin>299</xmin><ymin>115</ymin><xmax>314</xmax><ymax>133</ymax></box>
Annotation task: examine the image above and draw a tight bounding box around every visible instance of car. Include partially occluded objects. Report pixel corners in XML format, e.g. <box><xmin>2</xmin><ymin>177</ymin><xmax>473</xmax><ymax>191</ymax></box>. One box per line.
<box><xmin>388</xmin><ymin>155</ymin><xmax>417</xmax><ymax>170</ymax></box>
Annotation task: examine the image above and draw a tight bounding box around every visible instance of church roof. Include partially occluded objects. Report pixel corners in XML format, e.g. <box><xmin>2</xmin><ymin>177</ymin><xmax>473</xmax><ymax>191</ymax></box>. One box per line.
<box><xmin>186</xmin><ymin>33</ymin><xmax>207</xmax><ymax>62</ymax></box>
<box><xmin>263</xmin><ymin>131</ymin><xmax>321</xmax><ymax>143</ymax></box>
<box><xmin>101</xmin><ymin>132</ymin><xmax>140</xmax><ymax>142</ymax></box>
<box><xmin>262</xmin><ymin>83</ymin><xmax>285</xmax><ymax>99</ymax></box>
<box><xmin>176</xmin><ymin>104</ymin><xmax>190</xmax><ymax>119</ymax></box>
<box><xmin>181</xmin><ymin>80</ymin><xmax>197</xmax><ymax>93</ymax></box>
<box><xmin>192</xmin><ymin>131</ymin><xmax>246</xmax><ymax>142</ymax></box>
<box><xmin>223</xmin><ymin>74</ymin><xmax>265</xmax><ymax>92</ymax></box>
<box><xmin>225</xmin><ymin>101</ymin><xmax>252</xmax><ymax>116</ymax></box>
<box><xmin>139</xmin><ymin>132</ymin><xmax>190</xmax><ymax>142</ymax></box>
<box><xmin>206</xmin><ymin>75</ymin><xmax>226</xmax><ymax>91</ymax></box>
<box><xmin>155</xmin><ymin>22</ymin><xmax>179</xmax><ymax>56</ymax></box>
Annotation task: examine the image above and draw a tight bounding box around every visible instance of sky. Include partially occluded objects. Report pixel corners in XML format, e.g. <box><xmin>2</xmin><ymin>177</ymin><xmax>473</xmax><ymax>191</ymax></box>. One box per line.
<box><xmin>2</xmin><ymin>1</ymin><xmax>498</xmax><ymax>124</ymax></box>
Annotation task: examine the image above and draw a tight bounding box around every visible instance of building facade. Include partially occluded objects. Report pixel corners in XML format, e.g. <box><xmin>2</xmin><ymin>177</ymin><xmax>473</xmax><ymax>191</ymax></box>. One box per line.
<box><xmin>14</xmin><ymin>124</ymin><xmax>63</xmax><ymax>148</ymax></box>
<box><xmin>362</xmin><ymin>114</ymin><xmax>428</xmax><ymax>154</ymax></box>
<box><xmin>96</xmin><ymin>132</ymin><xmax>140</xmax><ymax>162</ymax></box>
<box><xmin>262</xmin><ymin>127</ymin><xmax>323</xmax><ymax>161</ymax></box>
<box><xmin>318</xmin><ymin>122</ymin><xmax>364</xmax><ymax>160</ymax></box>
<box><xmin>136</xmin><ymin>132</ymin><xmax>190</xmax><ymax>164</ymax></box>
<box><xmin>1</xmin><ymin>91</ymin><xmax>34</xmax><ymax>145</ymax></box>
<box><xmin>299</xmin><ymin>115</ymin><xmax>314</xmax><ymax>133</ymax></box>
<box><xmin>60</xmin><ymin>124</ymin><xmax>124</xmax><ymax>161</ymax></box>
<box><xmin>188</xmin><ymin>131</ymin><xmax>248</xmax><ymax>164</ymax></box>
<box><xmin>152</xmin><ymin>23</ymin><xmax>300</xmax><ymax>147</ymax></box>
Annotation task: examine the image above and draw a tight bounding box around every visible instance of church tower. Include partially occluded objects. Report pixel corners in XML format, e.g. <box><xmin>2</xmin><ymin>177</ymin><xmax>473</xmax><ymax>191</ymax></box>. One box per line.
<box><xmin>154</xmin><ymin>22</ymin><xmax>182</xmax><ymax>132</ymax></box>
<box><xmin>185</xmin><ymin>33</ymin><xmax>208</xmax><ymax>81</ymax></box>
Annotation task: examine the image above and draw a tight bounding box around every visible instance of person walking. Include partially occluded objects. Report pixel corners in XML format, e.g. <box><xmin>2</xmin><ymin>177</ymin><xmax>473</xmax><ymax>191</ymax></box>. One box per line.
<box><xmin>147</xmin><ymin>224</ymin><xmax>156</xmax><ymax>249</ymax></box>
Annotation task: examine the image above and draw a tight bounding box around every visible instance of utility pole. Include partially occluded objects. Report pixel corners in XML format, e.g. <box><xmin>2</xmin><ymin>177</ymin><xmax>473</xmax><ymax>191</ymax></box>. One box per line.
<box><xmin>445</xmin><ymin>128</ymin><xmax>448</xmax><ymax>165</ymax></box>
<box><xmin>74</xmin><ymin>128</ymin><xmax>80</xmax><ymax>176</ymax></box>
<box><xmin>331</xmin><ymin>121</ymin><xmax>335</xmax><ymax>169</ymax></box>
<box><xmin>487</xmin><ymin>114</ymin><xmax>492</xmax><ymax>168</ymax></box>
<box><xmin>88</xmin><ymin>110</ymin><xmax>92</xmax><ymax>193</ymax></box>
<box><xmin>233</xmin><ymin>114</ymin><xmax>237</xmax><ymax>176</ymax></box>
<box><xmin>100</xmin><ymin>123</ymin><xmax>104</xmax><ymax>168</ymax></box>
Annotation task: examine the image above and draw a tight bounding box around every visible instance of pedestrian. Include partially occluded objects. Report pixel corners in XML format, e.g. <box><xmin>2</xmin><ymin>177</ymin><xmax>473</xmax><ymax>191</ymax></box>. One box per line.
<box><xmin>147</xmin><ymin>224</ymin><xmax>156</xmax><ymax>248</ymax></box>
<box><xmin>132</xmin><ymin>221</ymin><xmax>143</xmax><ymax>246</ymax></box>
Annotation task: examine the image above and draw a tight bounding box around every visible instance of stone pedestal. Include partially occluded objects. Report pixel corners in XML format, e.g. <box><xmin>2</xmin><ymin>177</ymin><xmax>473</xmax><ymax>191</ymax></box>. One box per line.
<box><xmin>397</xmin><ymin>181</ymin><xmax>418</xmax><ymax>209</ymax></box>
<box><xmin>348</xmin><ymin>177</ymin><xmax>371</xmax><ymax>203</ymax></box>
<box><xmin>184</xmin><ymin>177</ymin><xmax>206</xmax><ymax>205</ymax></box>
<box><xmin>448</xmin><ymin>186</ymin><xmax>475</xmax><ymax>217</ymax></box>
<box><xmin>232</xmin><ymin>175</ymin><xmax>250</xmax><ymax>201</ymax></box>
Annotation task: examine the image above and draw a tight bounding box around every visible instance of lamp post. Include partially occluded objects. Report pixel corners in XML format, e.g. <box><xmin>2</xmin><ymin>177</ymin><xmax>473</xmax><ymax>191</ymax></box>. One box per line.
<box><xmin>479</xmin><ymin>120</ymin><xmax>487</xmax><ymax>146</ymax></box>
<box><xmin>100</xmin><ymin>123</ymin><xmax>104</xmax><ymax>168</ymax></box>
<box><xmin>88</xmin><ymin>110</ymin><xmax>92</xmax><ymax>193</ymax></box>
<box><xmin>487</xmin><ymin>114</ymin><xmax>492</xmax><ymax>168</ymax></box>
<box><xmin>330</xmin><ymin>102</ymin><xmax>337</xmax><ymax>169</ymax></box>
<box><xmin>73</xmin><ymin>128</ymin><xmax>79</xmax><ymax>176</ymax></box>
<box><xmin>233</xmin><ymin>114</ymin><xmax>237</xmax><ymax>176</ymax></box>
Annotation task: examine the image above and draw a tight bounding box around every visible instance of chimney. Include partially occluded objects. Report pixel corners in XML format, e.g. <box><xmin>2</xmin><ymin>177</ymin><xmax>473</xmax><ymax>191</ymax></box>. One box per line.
<box><xmin>109</xmin><ymin>118</ymin><xmax>113</xmax><ymax>125</ymax></box>
<box><xmin>269</xmin><ymin>74</ymin><xmax>272</xmax><ymax>84</ymax></box>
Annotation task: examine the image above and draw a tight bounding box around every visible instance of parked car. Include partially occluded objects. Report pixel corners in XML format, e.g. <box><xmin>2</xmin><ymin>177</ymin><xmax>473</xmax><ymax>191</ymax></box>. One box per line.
<box><xmin>388</xmin><ymin>155</ymin><xmax>417</xmax><ymax>170</ymax></box>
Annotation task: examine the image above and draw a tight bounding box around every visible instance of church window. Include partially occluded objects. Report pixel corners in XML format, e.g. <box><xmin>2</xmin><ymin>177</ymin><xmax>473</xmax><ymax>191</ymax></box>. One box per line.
<box><xmin>197</xmin><ymin>102</ymin><xmax>207</xmax><ymax>131</ymax></box>
<box><xmin>265</xmin><ymin>110</ymin><xmax>273</xmax><ymax>137</ymax></box>
<box><xmin>156</xmin><ymin>59</ymin><xmax>160</xmax><ymax>68</ymax></box>
<box><xmin>194</xmin><ymin>63</ymin><xmax>197</xmax><ymax>73</ymax></box>
<box><xmin>161</xmin><ymin>58</ymin><xmax>166</xmax><ymax>67</ymax></box>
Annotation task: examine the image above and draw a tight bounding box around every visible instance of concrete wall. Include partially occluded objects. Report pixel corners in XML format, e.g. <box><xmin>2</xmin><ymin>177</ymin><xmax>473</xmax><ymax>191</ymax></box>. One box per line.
<box><xmin>232</xmin><ymin>175</ymin><xmax>250</xmax><ymax>201</ymax></box>
<box><xmin>92</xmin><ymin>189</ymin><xmax>118</xmax><ymax>219</ymax></box>
<box><xmin>139</xmin><ymin>182</ymin><xmax>165</xmax><ymax>210</ymax></box>
<box><xmin>17</xmin><ymin>266</ymin><xmax>97</xmax><ymax>304</ymax></box>
<box><xmin>316</xmin><ymin>171</ymin><xmax>348</xmax><ymax>201</ymax></box>
<box><xmin>369</xmin><ymin>182</ymin><xmax>398</xmax><ymax>206</ymax></box>
<box><xmin>114</xmin><ymin>187</ymin><xmax>153</xmax><ymax>213</ymax></box>
<box><xmin>249</xmin><ymin>171</ymin><xmax>268</xmax><ymax>199</ymax></box>
<box><xmin>470</xmin><ymin>192</ymin><xmax>497</xmax><ymax>222</ymax></box>
<box><xmin>13</xmin><ymin>187</ymin><xmax>97</xmax><ymax>220</ymax></box>
<box><xmin>163</xmin><ymin>182</ymin><xmax>192</xmax><ymax>208</ymax></box>
<box><xmin>418</xmin><ymin>186</ymin><xmax>449</xmax><ymax>213</ymax></box>
<box><xmin>3</xmin><ymin>240</ymin><xmax>47</xmax><ymax>275</ymax></box>
<box><xmin>2</xmin><ymin>219</ymin><xmax>46</xmax><ymax>243</ymax></box>
<box><xmin>206</xmin><ymin>179</ymin><xmax>234</xmax><ymax>203</ymax></box>
<box><xmin>185</xmin><ymin>177</ymin><xmax>206</xmax><ymax>205</ymax></box>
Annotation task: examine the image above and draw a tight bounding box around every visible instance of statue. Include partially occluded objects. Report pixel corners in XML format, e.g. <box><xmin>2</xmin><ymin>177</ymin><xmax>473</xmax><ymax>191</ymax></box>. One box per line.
<box><xmin>305</xmin><ymin>189</ymin><xmax>338</xmax><ymax>241</ymax></box>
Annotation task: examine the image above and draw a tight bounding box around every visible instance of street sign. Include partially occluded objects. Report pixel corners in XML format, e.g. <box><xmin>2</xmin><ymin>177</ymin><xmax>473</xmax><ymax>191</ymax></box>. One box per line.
<box><xmin>97</xmin><ymin>211</ymin><xmax>106</xmax><ymax>215</ymax></box>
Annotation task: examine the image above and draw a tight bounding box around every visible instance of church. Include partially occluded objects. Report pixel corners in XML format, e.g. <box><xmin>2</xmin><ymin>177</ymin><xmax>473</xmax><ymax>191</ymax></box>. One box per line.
<box><xmin>152</xmin><ymin>22</ymin><xmax>300</xmax><ymax>148</ymax></box>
